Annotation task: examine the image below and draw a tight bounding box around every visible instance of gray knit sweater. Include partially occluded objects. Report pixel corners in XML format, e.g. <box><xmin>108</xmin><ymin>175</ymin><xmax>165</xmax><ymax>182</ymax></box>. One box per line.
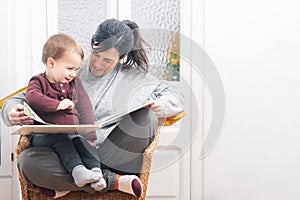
<box><xmin>1</xmin><ymin>59</ymin><xmax>184</xmax><ymax>144</ymax></box>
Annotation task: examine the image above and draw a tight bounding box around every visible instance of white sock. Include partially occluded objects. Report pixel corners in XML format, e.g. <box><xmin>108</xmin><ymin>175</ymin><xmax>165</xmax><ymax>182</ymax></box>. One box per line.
<box><xmin>91</xmin><ymin>167</ymin><xmax>103</xmax><ymax>175</ymax></box>
<box><xmin>91</xmin><ymin>178</ymin><xmax>107</xmax><ymax>191</ymax></box>
<box><xmin>72</xmin><ymin>165</ymin><xmax>101</xmax><ymax>187</ymax></box>
<box><xmin>118</xmin><ymin>175</ymin><xmax>143</xmax><ymax>197</ymax></box>
<box><xmin>90</xmin><ymin>167</ymin><xmax>107</xmax><ymax>191</ymax></box>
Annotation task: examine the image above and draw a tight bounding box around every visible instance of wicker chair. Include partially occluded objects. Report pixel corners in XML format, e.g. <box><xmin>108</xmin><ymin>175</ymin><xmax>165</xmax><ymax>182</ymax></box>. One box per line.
<box><xmin>16</xmin><ymin>131</ymin><xmax>160</xmax><ymax>200</ymax></box>
<box><xmin>1</xmin><ymin>86</ymin><xmax>184</xmax><ymax>200</ymax></box>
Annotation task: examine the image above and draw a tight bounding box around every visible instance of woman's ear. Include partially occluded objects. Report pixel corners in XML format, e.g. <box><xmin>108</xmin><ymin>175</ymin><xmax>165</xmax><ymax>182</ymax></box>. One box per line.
<box><xmin>119</xmin><ymin>54</ymin><xmax>128</xmax><ymax>64</ymax></box>
<box><xmin>47</xmin><ymin>57</ymin><xmax>55</xmax><ymax>68</ymax></box>
<box><xmin>119</xmin><ymin>53</ymin><xmax>128</xmax><ymax>59</ymax></box>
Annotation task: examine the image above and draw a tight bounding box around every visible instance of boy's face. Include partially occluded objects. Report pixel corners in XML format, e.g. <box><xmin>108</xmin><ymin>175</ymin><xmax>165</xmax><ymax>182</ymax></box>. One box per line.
<box><xmin>47</xmin><ymin>51</ymin><xmax>83</xmax><ymax>83</ymax></box>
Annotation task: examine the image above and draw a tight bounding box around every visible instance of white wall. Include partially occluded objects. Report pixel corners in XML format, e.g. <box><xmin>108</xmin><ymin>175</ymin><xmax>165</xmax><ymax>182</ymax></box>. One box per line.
<box><xmin>0</xmin><ymin>0</ymin><xmax>13</xmax><ymax>199</ymax></box>
<box><xmin>203</xmin><ymin>0</ymin><xmax>300</xmax><ymax>199</ymax></box>
<box><xmin>3</xmin><ymin>0</ymin><xmax>300</xmax><ymax>199</ymax></box>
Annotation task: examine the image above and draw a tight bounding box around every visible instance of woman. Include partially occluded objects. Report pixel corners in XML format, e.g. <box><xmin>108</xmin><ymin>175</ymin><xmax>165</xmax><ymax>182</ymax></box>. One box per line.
<box><xmin>1</xmin><ymin>19</ymin><xmax>183</xmax><ymax>198</ymax></box>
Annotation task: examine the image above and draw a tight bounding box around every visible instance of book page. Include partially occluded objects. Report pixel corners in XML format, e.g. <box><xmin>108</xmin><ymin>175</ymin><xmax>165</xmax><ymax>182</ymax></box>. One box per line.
<box><xmin>23</xmin><ymin>102</ymin><xmax>51</xmax><ymax>124</ymax></box>
<box><xmin>13</xmin><ymin>100</ymin><xmax>156</xmax><ymax>135</ymax></box>
<box><xmin>98</xmin><ymin>100</ymin><xmax>156</xmax><ymax>128</ymax></box>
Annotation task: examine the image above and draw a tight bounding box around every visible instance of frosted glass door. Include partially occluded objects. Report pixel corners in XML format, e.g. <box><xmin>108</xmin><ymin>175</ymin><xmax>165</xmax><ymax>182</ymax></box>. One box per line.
<box><xmin>58</xmin><ymin>0</ymin><xmax>108</xmax><ymax>56</ymax></box>
<box><xmin>118</xmin><ymin>1</ymin><xmax>191</xmax><ymax>199</ymax></box>
<box><xmin>131</xmin><ymin>0</ymin><xmax>181</xmax><ymax>81</ymax></box>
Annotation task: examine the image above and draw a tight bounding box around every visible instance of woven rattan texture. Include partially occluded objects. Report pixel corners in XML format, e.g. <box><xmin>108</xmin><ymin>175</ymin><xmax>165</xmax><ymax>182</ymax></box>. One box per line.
<box><xmin>16</xmin><ymin>131</ymin><xmax>160</xmax><ymax>200</ymax></box>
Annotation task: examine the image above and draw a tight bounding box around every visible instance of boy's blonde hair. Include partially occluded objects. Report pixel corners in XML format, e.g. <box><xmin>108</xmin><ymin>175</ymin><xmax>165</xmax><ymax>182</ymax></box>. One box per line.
<box><xmin>42</xmin><ymin>33</ymin><xmax>84</xmax><ymax>64</ymax></box>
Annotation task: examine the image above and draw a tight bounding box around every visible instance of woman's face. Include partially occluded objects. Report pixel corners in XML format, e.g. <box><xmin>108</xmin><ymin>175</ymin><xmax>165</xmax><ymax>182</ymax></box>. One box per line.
<box><xmin>89</xmin><ymin>47</ymin><xmax>120</xmax><ymax>76</ymax></box>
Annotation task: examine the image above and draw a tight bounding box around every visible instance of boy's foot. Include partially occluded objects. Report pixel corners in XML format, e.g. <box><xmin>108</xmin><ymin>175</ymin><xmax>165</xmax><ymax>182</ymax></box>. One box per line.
<box><xmin>91</xmin><ymin>177</ymin><xmax>107</xmax><ymax>191</ymax></box>
<box><xmin>72</xmin><ymin>165</ymin><xmax>101</xmax><ymax>187</ymax></box>
<box><xmin>90</xmin><ymin>167</ymin><xmax>107</xmax><ymax>191</ymax></box>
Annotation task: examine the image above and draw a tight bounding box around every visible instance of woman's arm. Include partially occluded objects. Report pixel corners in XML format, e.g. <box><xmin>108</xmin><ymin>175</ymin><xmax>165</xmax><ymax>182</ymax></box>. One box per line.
<box><xmin>148</xmin><ymin>80</ymin><xmax>184</xmax><ymax>118</ymax></box>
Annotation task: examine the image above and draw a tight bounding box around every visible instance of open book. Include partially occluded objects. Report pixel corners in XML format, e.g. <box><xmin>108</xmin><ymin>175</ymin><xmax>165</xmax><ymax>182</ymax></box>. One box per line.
<box><xmin>11</xmin><ymin>100</ymin><xmax>156</xmax><ymax>136</ymax></box>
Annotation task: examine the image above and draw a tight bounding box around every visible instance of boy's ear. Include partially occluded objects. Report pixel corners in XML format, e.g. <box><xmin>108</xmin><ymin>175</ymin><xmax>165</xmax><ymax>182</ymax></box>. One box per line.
<box><xmin>47</xmin><ymin>57</ymin><xmax>55</xmax><ymax>67</ymax></box>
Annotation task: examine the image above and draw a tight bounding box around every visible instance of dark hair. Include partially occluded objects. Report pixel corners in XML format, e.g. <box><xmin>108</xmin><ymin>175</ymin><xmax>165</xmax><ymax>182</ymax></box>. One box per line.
<box><xmin>91</xmin><ymin>19</ymin><xmax>149</xmax><ymax>72</ymax></box>
<box><xmin>42</xmin><ymin>33</ymin><xmax>84</xmax><ymax>64</ymax></box>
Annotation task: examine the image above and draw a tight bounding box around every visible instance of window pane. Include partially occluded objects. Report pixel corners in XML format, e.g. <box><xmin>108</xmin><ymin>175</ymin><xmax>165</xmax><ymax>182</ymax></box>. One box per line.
<box><xmin>58</xmin><ymin>0</ymin><xmax>107</xmax><ymax>56</ymax></box>
<box><xmin>131</xmin><ymin>0</ymin><xmax>180</xmax><ymax>81</ymax></box>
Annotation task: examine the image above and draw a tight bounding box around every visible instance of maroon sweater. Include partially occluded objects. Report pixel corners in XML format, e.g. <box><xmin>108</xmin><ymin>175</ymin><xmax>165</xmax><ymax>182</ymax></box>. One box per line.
<box><xmin>26</xmin><ymin>73</ymin><xmax>96</xmax><ymax>141</ymax></box>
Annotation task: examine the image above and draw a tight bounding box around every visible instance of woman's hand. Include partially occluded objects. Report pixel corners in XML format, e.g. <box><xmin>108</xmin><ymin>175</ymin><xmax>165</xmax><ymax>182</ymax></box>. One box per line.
<box><xmin>57</xmin><ymin>99</ymin><xmax>74</xmax><ymax>110</ymax></box>
<box><xmin>9</xmin><ymin>104</ymin><xmax>34</xmax><ymax>125</ymax></box>
<box><xmin>148</xmin><ymin>100</ymin><xmax>162</xmax><ymax>116</ymax></box>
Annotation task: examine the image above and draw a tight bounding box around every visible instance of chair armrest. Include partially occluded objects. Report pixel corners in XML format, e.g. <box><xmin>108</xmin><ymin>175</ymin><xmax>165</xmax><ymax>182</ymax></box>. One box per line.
<box><xmin>158</xmin><ymin>111</ymin><xmax>185</xmax><ymax>126</ymax></box>
<box><xmin>0</xmin><ymin>86</ymin><xmax>28</xmax><ymax>109</ymax></box>
<box><xmin>15</xmin><ymin>135</ymin><xmax>31</xmax><ymax>159</ymax></box>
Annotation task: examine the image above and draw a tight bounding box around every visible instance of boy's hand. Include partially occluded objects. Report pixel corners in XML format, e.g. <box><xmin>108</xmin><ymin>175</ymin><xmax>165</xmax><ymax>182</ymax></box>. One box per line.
<box><xmin>57</xmin><ymin>99</ymin><xmax>74</xmax><ymax>110</ymax></box>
